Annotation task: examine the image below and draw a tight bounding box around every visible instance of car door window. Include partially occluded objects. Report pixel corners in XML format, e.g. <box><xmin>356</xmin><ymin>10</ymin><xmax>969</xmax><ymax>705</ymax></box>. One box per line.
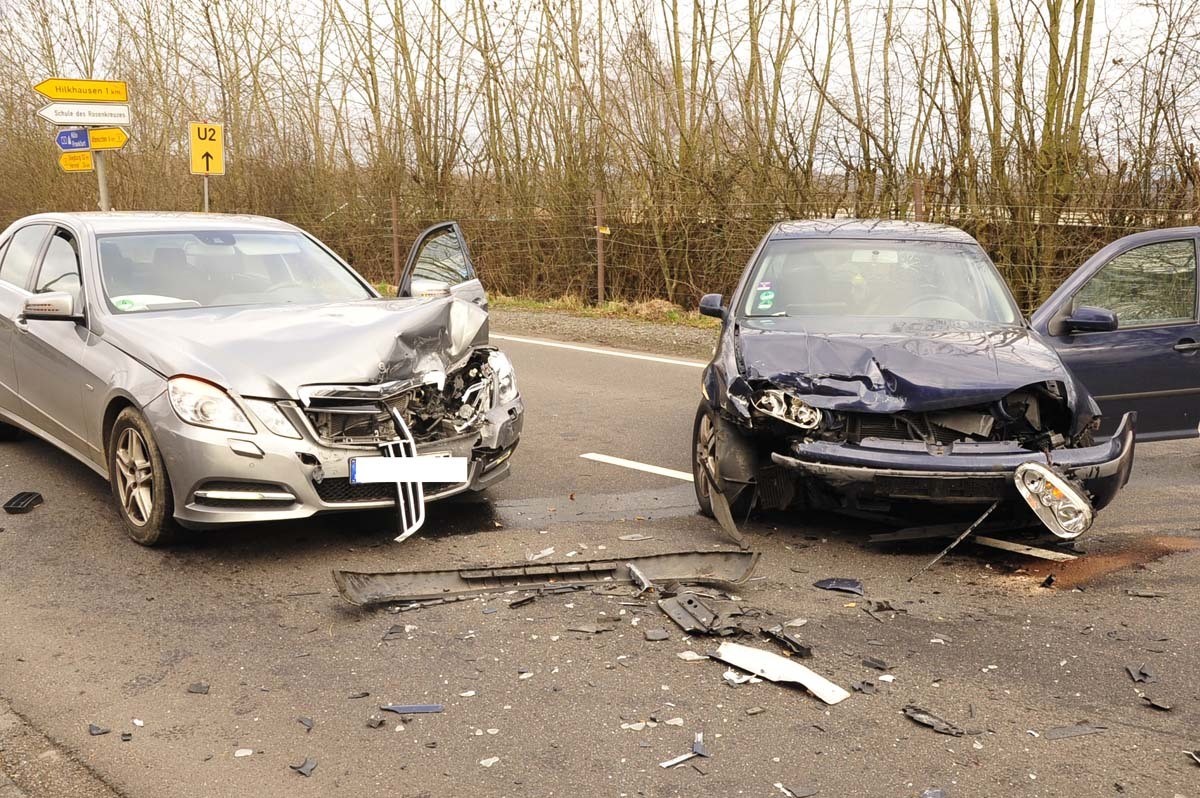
<box><xmin>0</xmin><ymin>225</ymin><xmax>51</xmax><ymax>290</ymax></box>
<box><xmin>1074</xmin><ymin>239</ymin><xmax>1197</xmax><ymax>326</ymax></box>
<box><xmin>34</xmin><ymin>228</ymin><xmax>83</xmax><ymax>309</ymax></box>
<box><xmin>411</xmin><ymin>227</ymin><xmax>475</xmax><ymax>285</ymax></box>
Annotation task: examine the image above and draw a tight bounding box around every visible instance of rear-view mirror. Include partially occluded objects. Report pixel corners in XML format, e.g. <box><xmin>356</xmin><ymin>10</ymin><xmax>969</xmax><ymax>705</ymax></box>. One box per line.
<box><xmin>20</xmin><ymin>292</ymin><xmax>80</xmax><ymax>322</ymax></box>
<box><xmin>699</xmin><ymin>293</ymin><xmax>726</xmax><ymax>319</ymax></box>
<box><xmin>1064</xmin><ymin>305</ymin><xmax>1118</xmax><ymax>334</ymax></box>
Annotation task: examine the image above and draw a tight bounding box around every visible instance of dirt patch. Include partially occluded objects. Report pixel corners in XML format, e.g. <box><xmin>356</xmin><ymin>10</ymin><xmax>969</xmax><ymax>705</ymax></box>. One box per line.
<box><xmin>1026</xmin><ymin>535</ymin><xmax>1200</xmax><ymax>589</ymax></box>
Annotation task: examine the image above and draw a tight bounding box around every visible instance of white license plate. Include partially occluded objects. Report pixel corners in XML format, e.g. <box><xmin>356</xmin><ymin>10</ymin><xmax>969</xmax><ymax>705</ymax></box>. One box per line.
<box><xmin>348</xmin><ymin>454</ymin><xmax>468</xmax><ymax>484</ymax></box>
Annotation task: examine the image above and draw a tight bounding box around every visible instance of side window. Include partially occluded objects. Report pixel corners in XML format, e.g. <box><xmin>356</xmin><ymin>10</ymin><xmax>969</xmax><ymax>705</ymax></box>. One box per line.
<box><xmin>35</xmin><ymin>228</ymin><xmax>83</xmax><ymax>309</ymax></box>
<box><xmin>1075</xmin><ymin>240</ymin><xmax>1197</xmax><ymax>326</ymax></box>
<box><xmin>0</xmin><ymin>225</ymin><xmax>51</xmax><ymax>290</ymax></box>
<box><xmin>411</xmin><ymin>227</ymin><xmax>474</xmax><ymax>285</ymax></box>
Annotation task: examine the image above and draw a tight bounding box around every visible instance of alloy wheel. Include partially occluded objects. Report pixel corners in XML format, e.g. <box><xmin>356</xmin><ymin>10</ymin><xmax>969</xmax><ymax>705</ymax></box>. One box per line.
<box><xmin>695</xmin><ymin>411</ymin><xmax>717</xmax><ymax>499</ymax></box>
<box><xmin>114</xmin><ymin>427</ymin><xmax>154</xmax><ymax>526</ymax></box>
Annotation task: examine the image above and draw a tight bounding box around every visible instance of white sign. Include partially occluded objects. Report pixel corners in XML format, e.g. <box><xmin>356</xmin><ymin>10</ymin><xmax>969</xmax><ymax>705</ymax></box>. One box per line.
<box><xmin>37</xmin><ymin>102</ymin><xmax>131</xmax><ymax>126</ymax></box>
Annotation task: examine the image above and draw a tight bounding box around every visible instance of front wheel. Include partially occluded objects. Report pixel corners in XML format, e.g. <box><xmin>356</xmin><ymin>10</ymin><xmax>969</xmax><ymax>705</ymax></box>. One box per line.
<box><xmin>107</xmin><ymin>408</ymin><xmax>180</xmax><ymax>546</ymax></box>
<box><xmin>692</xmin><ymin>402</ymin><xmax>753</xmax><ymax>518</ymax></box>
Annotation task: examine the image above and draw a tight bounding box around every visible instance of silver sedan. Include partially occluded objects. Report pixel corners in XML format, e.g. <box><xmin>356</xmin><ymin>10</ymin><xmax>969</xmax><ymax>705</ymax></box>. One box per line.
<box><xmin>0</xmin><ymin>213</ymin><xmax>523</xmax><ymax>545</ymax></box>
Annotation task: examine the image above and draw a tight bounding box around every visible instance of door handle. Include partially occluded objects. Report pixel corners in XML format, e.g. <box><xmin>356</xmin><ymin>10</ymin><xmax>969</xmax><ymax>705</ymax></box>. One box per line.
<box><xmin>1174</xmin><ymin>339</ymin><xmax>1200</xmax><ymax>352</ymax></box>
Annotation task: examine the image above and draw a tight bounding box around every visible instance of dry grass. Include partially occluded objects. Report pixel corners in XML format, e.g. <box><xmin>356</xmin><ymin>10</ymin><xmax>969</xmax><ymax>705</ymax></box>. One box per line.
<box><xmin>490</xmin><ymin>294</ymin><xmax>721</xmax><ymax>330</ymax></box>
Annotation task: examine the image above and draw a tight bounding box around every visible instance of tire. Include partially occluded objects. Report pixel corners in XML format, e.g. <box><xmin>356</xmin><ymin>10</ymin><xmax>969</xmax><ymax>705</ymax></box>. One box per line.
<box><xmin>692</xmin><ymin>402</ymin><xmax>754</xmax><ymax>518</ymax></box>
<box><xmin>107</xmin><ymin>408</ymin><xmax>180</xmax><ymax>546</ymax></box>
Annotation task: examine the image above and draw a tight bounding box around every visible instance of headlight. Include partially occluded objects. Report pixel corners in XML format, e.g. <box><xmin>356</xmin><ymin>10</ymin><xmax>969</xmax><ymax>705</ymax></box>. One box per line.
<box><xmin>1013</xmin><ymin>461</ymin><xmax>1093</xmax><ymax>539</ymax></box>
<box><xmin>752</xmin><ymin>388</ymin><xmax>821</xmax><ymax>430</ymax></box>
<box><xmin>488</xmin><ymin>350</ymin><xmax>519</xmax><ymax>405</ymax></box>
<box><xmin>167</xmin><ymin>376</ymin><xmax>255</xmax><ymax>433</ymax></box>
<box><xmin>245</xmin><ymin>399</ymin><xmax>301</xmax><ymax>439</ymax></box>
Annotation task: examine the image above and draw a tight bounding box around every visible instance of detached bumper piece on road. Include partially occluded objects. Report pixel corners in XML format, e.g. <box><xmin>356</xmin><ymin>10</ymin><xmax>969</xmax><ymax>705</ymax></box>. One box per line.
<box><xmin>3</xmin><ymin>491</ymin><xmax>43</xmax><ymax>514</ymax></box>
<box><xmin>332</xmin><ymin>549</ymin><xmax>761</xmax><ymax>606</ymax></box>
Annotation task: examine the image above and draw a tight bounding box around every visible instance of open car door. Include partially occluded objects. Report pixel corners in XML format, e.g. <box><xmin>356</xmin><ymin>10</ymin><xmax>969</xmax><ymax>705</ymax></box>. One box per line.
<box><xmin>399</xmin><ymin>222</ymin><xmax>487</xmax><ymax>308</ymax></box>
<box><xmin>1031</xmin><ymin>228</ymin><xmax>1200</xmax><ymax>441</ymax></box>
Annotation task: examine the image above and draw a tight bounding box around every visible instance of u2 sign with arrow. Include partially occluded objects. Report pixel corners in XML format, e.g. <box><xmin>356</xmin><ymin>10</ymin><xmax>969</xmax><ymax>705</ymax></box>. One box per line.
<box><xmin>188</xmin><ymin>122</ymin><xmax>225</xmax><ymax>176</ymax></box>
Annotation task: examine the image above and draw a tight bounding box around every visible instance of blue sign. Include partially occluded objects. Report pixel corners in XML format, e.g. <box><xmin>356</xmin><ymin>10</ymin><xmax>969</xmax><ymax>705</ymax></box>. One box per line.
<box><xmin>56</xmin><ymin>128</ymin><xmax>90</xmax><ymax>151</ymax></box>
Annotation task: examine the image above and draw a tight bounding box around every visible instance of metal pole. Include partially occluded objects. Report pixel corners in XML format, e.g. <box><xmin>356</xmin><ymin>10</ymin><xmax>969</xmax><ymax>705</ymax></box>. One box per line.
<box><xmin>907</xmin><ymin>500</ymin><xmax>999</xmax><ymax>582</ymax></box>
<box><xmin>391</xmin><ymin>193</ymin><xmax>401</xmax><ymax>293</ymax></box>
<box><xmin>594</xmin><ymin>188</ymin><xmax>606</xmax><ymax>305</ymax></box>
<box><xmin>202</xmin><ymin>175</ymin><xmax>210</xmax><ymax>213</ymax></box>
<box><xmin>94</xmin><ymin>150</ymin><xmax>111</xmax><ymax>211</ymax></box>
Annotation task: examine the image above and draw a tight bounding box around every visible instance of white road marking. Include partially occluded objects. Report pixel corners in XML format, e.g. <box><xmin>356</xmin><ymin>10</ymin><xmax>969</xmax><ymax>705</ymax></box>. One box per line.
<box><xmin>492</xmin><ymin>334</ymin><xmax>706</xmax><ymax>368</ymax></box>
<box><xmin>580</xmin><ymin>452</ymin><xmax>694</xmax><ymax>482</ymax></box>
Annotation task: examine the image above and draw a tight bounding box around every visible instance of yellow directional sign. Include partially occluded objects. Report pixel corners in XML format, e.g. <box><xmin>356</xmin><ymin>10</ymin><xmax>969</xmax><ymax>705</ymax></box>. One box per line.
<box><xmin>59</xmin><ymin>151</ymin><xmax>94</xmax><ymax>173</ymax></box>
<box><xmin>89</xmin><ymin>127</ymin><xmax>129</xmax><ymax>151</ymax></box>
<box><xmin>35</xmin><ymin>77</ymin><xmax>127</xmax><ymax>103</ymax></box>
<box><xmin>189</xmin><ymin>122</ymin><xmax>225</xmax><ymax>176</ymax></box>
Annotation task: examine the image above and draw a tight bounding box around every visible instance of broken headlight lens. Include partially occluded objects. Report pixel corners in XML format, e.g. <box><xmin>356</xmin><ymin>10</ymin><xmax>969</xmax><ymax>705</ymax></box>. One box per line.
<box><xmin>1013</xmin><ymin>461</ymin><xmax>1093</xmax><ymax>539</ymax></box>
<box><xmin>245</xmin><ymin>399</ymin><xmax>301</xmax><ymax>439</ymax></box>
<box><xmin>167</xmin><ymin>376</ymin><xmax>254</xmax><ymax>434</ymax></box>
<box><xmin>753</xmin><ymin>389</ymin><xmax>822</xmax><ymax>430</ymax></box>
<box><xmin>488</xmin><ymin>350</ymin><xmax>519</xmax><ymax>405</ymax></box>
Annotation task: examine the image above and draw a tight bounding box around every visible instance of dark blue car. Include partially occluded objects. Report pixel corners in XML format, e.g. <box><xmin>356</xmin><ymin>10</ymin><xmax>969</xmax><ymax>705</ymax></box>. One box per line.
<box><xmin>693</xmin><ymin>220</ymin><xmax>1198</xmax><ymax>538</ymax></box>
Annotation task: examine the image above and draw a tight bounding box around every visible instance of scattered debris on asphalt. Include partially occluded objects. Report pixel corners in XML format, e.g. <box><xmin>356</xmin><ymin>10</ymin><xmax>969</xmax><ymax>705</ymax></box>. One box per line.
<box><xmin>1125</xmin><ymin>588</ymin><xmax>1167</xmax><ymax>598</ymax></box>
<box><xmin>812</xmin><ymin>578</ymin><xmax>863</xmax><ymax>596</ymax></box>
<box><xmin>1140</xmin><ymin>696</ymin><xmax>1172</xmax><ymax>712</ymax></box>
<box><xmin>186</xmin><ymin>683</ymin><xmax>210</xmax><ymax>695</ymax></box>
<box><xmin>348</xmin><ymin>691</ymin><xmax>370</xmax><ymax>699</ymax></box>
<box><xmin>1041</xmin><ymin>574</ymin><xmax>1056</xmax><ymax>588</ymax></box>
<box><xmin>862</xmin><ymin>656</ymin><xmax>890</xmax><ymax>671</ymax></box>
<box><xmin>333</xmin><ymin>550</ymin><xmax>761</xmax><ymax>606</ymax></box>
<box><xmin>3</xmin><ymin>491</ymin><xmax>43</xmax><ymax>514</ymax></box>
<box><xmin>707</xmin><ymin>481</ymin><xmax>749</xmax><ymax>550</ymax></box>
<box><xmin>644</xmin><ymin>628</ymin><xmax>670</xmax><ymax>641</ymax></box>
<box><xmin>289</xmin><ymin>757</ymin><xmax>317</xmax><ymax>777</ymax></box>
<box><xmin>528</xmin><ymin>547</ymin><xmax>555</xmax><ymax>562</ymax></box>
<box><xmin>1125</xmin><ymin>664</ymin><xmax>1156</xmax><ymax>684</ymax></box>
<box><xmin>907</xmin><ymin>500</ymin><xmax>999</xmax><ymax>582</ymax></box>
<box><xmin>659</xmin><ymin>732</ymin><xmax>710</xmax><ymax>768</ymax></box>
<box><xmin>658</xmin><ymin>592</ymin><xmax>754</xmax><ymax>636</ymax></box>
<box><xmin>234</xmin><ymin>749</ymin><xmax>254</xmax><ymax>757</ymax></box>
<box><xmin>380</xmin><ymin>704</ymin><xmax>444</xmax><ymax>715</ymax></box>
<box><xmin>677</xmin><ymin>651</ymin><xmax>707</xmax><ymax>662</ymax></box>
<box><xmin>479</xmin><ymin>756</ymin><xmax>500</xmax><ymax>768</ymax></box>
<box><xmin>1044</xmin><ymin>723</ymin><xmax>1106</xmax><ymax>740</ymax></box>
<box><xmin>509</xmin><ymin>593</ymin><xmax>539</xmax><ymax>609</ymax></box>
<box><xmin>971</xmin><ymin>536</ymin><xmax>1077</xmax><ymax>561</ymax></box>
<box><xmin>618</xmin><ymin>534</ymin><xmax>654</xmax><ymax>541</ymax></box>
<box><xmin>723</xmin><ymin>669</ymin><xmax>763</xmax><ymax>685</ymax></box>
<box><xmin>763</xmin><ymin>625</ymin><xmax>812</xmax><ymax>657</ymax></box>
<box><xmin>566</xmin><ymin>624</ymin><xmax>613</xmax><ymax>634</ymax></box>
<box><xmin>851</xmin><ymin>680</ymin><xmax>876</xmax><ymax>695</ymax></box>
<box><xmin>920</xmin><ymin>789</ymin><xmax>947</xmax><ymax>798</ymax></box>
<box><xmin>88</xmin><ymin>723</ymin><xmax>110</xmax><ymax>736</ymax></box>
<box><xmin>120</xmin><ymin>732</ymin><xmax>132</xmax><ymax>742</ymax></box>
<box><xmin>1185</xmin><ymin>750</ymin><xmax>1200</xmax><ymax>766</ymax></box>
<box><xmin>746</xmin><ymin>706</ymin><xmax>766</xmax><ymax>716</ymax></box>
<box><xmin>774</xmin><ymin>785</ymin><xmax>819</xmax><ymax>798</ymax></box>
<box><xmin>902</xmin><ymin>705</ymin><xmax>965</xmax><ymax>736</ymax></box>
<box><xmin>298</xmin><ymin>716</ymin><xmax>314</xmax><ymax>733</ymax></box>
<box><xmin>712</xmin><ymin>641</ymin><xmax>850</xmax><ymax>705</ymax></box>
<box><xmin>366</xmin><ymin>716</ymin><xmax>385</xmax><ymax>728</ymax></box>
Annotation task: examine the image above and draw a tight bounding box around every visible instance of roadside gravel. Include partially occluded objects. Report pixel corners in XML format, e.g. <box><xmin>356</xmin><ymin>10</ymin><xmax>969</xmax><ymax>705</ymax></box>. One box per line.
<box><xmin>490</xmin><ymin>307</ymin><xmax>718</xmax><ymax>361</ymax></box>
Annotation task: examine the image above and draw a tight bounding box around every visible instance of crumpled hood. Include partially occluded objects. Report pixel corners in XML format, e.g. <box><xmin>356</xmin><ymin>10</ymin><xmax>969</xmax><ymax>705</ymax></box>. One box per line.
<box><xmin>736</xmin><ymin>317</ymin><xmax>1073</xmax><ymax>414</ymax></box>
<box><xmin>99</xmin><ymin>296</ymin><xmax>489</xmax><ymax>399</ymax></box>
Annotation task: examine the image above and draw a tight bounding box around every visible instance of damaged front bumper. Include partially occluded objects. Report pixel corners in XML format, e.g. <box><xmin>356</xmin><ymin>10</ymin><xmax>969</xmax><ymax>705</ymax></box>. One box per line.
<box><xmin>148</xmin><ymin>388</ymin><xmax>523</xmax><ymax>529</ymax></box>
<box><xmin>769</xmin><ymin>411</ymin><xmax>1135</xmax><ymax>513</ymax></box>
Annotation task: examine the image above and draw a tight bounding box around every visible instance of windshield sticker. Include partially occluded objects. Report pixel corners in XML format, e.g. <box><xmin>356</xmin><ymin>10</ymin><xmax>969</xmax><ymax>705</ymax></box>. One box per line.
<box><xmin>755</xmin><ymin>281</ymin><xmax>773</xmax><ymax>291</ymax></box>
<box><xmin>756</xmin><ymin>290</ymin><xmax>776</xmax><ymax>310</ymax></box>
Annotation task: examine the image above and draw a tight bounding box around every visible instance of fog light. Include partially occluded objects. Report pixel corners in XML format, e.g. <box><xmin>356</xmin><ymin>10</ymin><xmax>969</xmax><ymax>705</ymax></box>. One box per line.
<box><xmin>1013</xmin><ymin>462</ymin><xmax>1094</xmax><ymax>539</ymax></box>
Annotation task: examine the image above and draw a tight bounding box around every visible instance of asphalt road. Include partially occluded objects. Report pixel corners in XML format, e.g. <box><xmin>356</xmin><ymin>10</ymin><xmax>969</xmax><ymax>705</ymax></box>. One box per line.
<box><xmin>1</xmin><ymin>322</ymin><xmax>1199</xmax><ymax>798</ymax></box>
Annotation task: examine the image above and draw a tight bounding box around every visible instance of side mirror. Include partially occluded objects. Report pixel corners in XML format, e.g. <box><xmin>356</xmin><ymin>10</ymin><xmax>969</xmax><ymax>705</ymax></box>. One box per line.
<box><xmin>1064</xmin><ymin>305</ymin><xmax>1118</xmax><ymax>334</ymax></box>
<box><xmin>20</xmin><ymin>292</ymin><xmax>81</xmax><ymax>322</ymax></box>
<box><xmin>699</xmin><ymin>293</ymin><xmax>726</xmax><ymax>319</ymax></box>
<box><xmin>410</xmin><ymin>277</ymin><xmax>452</xmax><ymax>299</ymax></box>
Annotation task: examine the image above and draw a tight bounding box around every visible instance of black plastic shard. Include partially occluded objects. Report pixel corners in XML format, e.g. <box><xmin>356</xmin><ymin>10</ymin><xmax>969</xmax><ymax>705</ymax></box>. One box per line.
<box><xmin>290</xmin><ymin>757</ymin><xmax>317</xmax><ymax>777</ymax></box>
<box><xmin>333</xmin><ymin>550</ymin><xmax>760</xmax><ymax>606</ymax></box>
<box><xmin>4</xmin><ymin>492</ymin><xmax>43</xmax><ymax>514</ymax></box>
<box><xmin>813</xmin><ymin>578</ymin><xmax>863</xmax><ymax>596</ymax></box>
<box><xmin>380</xmin><ymin>704</ymin><xmax>443</xmax><ymax>714</ymax></box>
<box><xmin>902</xmin><ymin>705</ymin><xmax>964</xmax><ymax>737</ymax></box>
<box><xmin>764</xmin><ymin>626</ymin><xmax>812</xmax><ymax>658</ymax></box>
<box><xmin>1044</xmin><ymin>723</ymin><xmax>1106</xmax><ymax>740</ymax></box>
<box><xmin>1141</xmin><ymin>696</ymin><xmax>1172</xmax><ymax>712</ymax></box>
<box><xmin>851</xmin><ymin>680</ymin><xmax>876</xmax><ymax>695</ymax></box>
<box><xmin>298</xmin><ymin>716</ymin><xmax>314</xmax><ymax>733</ymax></box>
<box><xmin>88</xmin><ymin>723</ymin><xmax>110</xmax><ymax>736</ymax></box>
<box><xmin>348</xmin><ymin>692</ymin><xmax>370</xmax><ymax>699</ymax></box>
<box><xmin>862</xmin><ymin>656</ymin><xmax>890</xmax><ymax>671</ymax></box>
<box><xmin>187</xmin><ymin>683</ymin><xmax>210</xmax><ymax>695</ymax></box>
<box><xmin>1125</xmin><ymin>664</ymin><xmax>1156</xmax><ymax>684</ymax></box>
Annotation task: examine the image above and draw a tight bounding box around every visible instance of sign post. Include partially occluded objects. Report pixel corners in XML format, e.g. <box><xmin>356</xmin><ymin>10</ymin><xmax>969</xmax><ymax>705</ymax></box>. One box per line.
<box><xmin>35</xmin><ymin>77</ymin><xmax>130</xmax><ymax>211</ymax></box>
<box><xmin>189</xmin><ymin>122</ymin><xmax>225</xmax><ymax>212</ymax></box>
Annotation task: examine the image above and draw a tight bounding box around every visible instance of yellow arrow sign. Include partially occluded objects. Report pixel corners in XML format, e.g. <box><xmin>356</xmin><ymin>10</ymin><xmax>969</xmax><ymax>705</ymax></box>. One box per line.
<box><xmin>189</xmin><ymin>122</ymin><xmax>225</xmax><ymax>176</ymax></box>
<box><xmin>35</xmin><ymin>77</ymin><xmax>128</xmax><ymax>103</ymax></box>
<box><xmin>59</xmin><ymin>151</ymin><xmax>94</xmax><ymax>173</ymax></box>
<box><xmin>89</xmin><ymin>127</ymin><xmax>129</xmax><ymax>151</ymax></box>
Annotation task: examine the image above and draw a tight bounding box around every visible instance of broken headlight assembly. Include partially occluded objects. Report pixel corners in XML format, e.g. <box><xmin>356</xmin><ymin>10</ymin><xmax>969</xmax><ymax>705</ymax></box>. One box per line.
<box><xmin>753</xmin><ymin>388</ymin><xmax>822</xmax><ymax>431</ymax></box>
<box><xmin>167</xmin><ymin>376</ymin><xmax>254</xmax><ymax>434</ymax></box>
<box><xmin>488</xmin><ymin>350</ymin><xmax>519</xmax><ymax>405</ymax></box>
<box><xmin>1013</xmin><ymin>461</ymin><xmax>1094</xmax><ymax>539</ymax></box>
<box><xmin>244</xmin><ymin>399</ymin><xmax>301</xmax><ymax>439</ymax></box>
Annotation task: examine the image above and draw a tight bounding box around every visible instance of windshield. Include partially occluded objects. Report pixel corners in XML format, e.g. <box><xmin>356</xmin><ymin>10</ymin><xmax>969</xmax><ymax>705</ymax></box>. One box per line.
<box><xmin>97</xmin><ymin>230</ymin><xmax>372</xmax><ymax>313</ymax></box>
<box><xmin>740</xmin><ymin>238</ymin><xmax>1020</xmax><ymax>326</ymax></box>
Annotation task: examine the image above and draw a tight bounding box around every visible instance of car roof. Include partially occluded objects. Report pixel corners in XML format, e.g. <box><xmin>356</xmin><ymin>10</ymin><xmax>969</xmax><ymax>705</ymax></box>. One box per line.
<box><xmin>10</xmin><ymin>212</ymin><xmax>302</xmax><ymax>236</ymax></box>
<box><xmin>769</xmin><ymin>219</ymin><xmax>978</xmax><ymax>244</ymax></box>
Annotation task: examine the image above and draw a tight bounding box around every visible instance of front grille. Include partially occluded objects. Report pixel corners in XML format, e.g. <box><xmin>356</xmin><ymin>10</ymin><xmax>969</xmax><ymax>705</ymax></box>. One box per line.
<box><xmin>873</xmin><ymin>474</ymin><xmax>1008</xmax><ymax>500</ymax></box>
<box><xmin>314</xmin><ymin>478</ymin><xmax>396</xmax><ymax>504</ymax></box>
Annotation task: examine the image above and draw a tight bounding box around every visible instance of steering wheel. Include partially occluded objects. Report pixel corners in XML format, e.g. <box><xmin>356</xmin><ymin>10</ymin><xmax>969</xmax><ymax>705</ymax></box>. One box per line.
<box><xmin>900</xmin><ymin>294</ymin><xmax>974</xmax><ymax>315</ymax></box>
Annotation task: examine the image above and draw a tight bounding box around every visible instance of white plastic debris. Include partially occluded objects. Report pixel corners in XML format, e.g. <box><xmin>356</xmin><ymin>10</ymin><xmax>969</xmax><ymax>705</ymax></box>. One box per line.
<box><xmin>479</xmin><ymin>757</ymin><xmax>500</xmax><ymax>768</ymax></box>
<box><xmin>528</xmin><ymin>547</ymin><xmax>555</xmax><ymax>562</ymax></box>
<box><xmin>713</xmin><ymin>641</ymin><xmax>851</xmax><ymax>705</ymax></box>
<box><xmin>677</xmin><ymin>651</ymin><xmax>707</xmax><ymax>662</ymax></box>
<box><xmin>879</xmin><ymin>674</ymin><xmax>896</xmax><ymax>683</ymax></box>
<box><xmin>784</xmin><ymin>618</ymin><xmax>808</xmax><ymax>628</ymax></box>
<box><xmin>486</xmin><ymin>728</ymin><xmax>499</xmax><ymax>735</ymax></box>
<box><xmin>234</xmin><ymin>749</ymin><xmax>254</xmax><ymax>758</ymax></box>
<box><xmin>665</xmin><ymin>717</ymin><xmax>684</xmax><ymax>726</ymax></box>
<box><xmin>132</xmin><ymin>719</ymin><xmax>144</xmax><ymax>728</ymax></box>
<box><xmin>459</xmin><ymin>690</ymin><xmax>476</xmax><ymax>697</ymax></box>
